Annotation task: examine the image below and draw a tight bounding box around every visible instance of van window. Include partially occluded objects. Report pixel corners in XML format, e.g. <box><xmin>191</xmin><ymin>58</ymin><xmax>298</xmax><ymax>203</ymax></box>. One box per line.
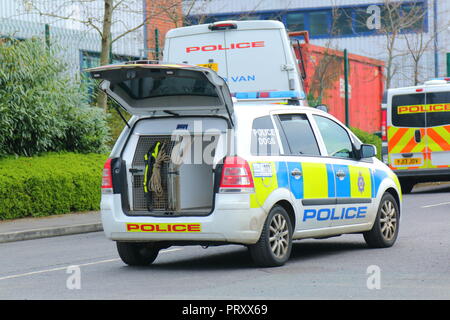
<box><xmin>313</xmin><ymin>115</ymin><xmax>353</xmax><ymax>158</ymax></box>
<box><xmin>426</xmin><ymin>92</ymin><xmax>450</xmax><ymax>127</ymax></box>
<box><xmin>391</xmin><ymin>93</ymin><xmax>426</xmax><ymax>128</ymax></box>
<box><xmin>277</xmin><ymin>114</ymin><xmax>320</xmax><ymax>156</ymax></box>
<box><xmin>251</xmin><ymin>116</ymin><xmax>280</xmax><ymax>156</ymax></box>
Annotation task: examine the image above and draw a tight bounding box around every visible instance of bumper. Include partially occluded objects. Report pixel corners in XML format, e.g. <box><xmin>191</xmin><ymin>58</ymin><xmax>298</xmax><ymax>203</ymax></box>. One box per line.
<box><xmin>100</xmin><ymin>193</ymin><xmax>267</xmax><ymax>245</ymax></box>
<box><xmin>394</xmin><ymin>168</ymin><xmax>450</xmax><ymax>179</ymax></box>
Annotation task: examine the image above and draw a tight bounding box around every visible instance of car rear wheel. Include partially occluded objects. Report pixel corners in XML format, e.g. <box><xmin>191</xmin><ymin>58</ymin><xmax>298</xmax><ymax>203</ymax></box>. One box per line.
<box><xmin>116</xmin><ymin>242</ymin><xmax>160</xmax><ymax>266</ymax></box>
<box><xmin>363</xmin><ymin>193</ymin><xmax>399</xmax><ymax>248</ymax></box>
<box><xmin>248</xmin><ymin>205</ymin><xmax>293</xmax><ymax>267</ymax></box>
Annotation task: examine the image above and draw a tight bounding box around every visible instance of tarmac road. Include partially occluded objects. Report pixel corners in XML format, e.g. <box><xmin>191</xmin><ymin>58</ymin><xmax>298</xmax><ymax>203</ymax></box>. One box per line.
<box><xmin>0</xmin><ymin>183</ymin><xmax>449</xmax><ymax>300</ymax></box>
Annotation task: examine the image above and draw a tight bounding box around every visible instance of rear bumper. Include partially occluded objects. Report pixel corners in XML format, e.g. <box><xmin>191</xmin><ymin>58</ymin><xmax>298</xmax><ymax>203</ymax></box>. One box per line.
<box><xmin>100</xmin><ymin>193</ymin><xmax>266</xmax><ymax>245</ymax></box>
<box><xmin>395</xmin><ymin>168</ymin><xmax>450</xmax><ymax>180</ymax></box>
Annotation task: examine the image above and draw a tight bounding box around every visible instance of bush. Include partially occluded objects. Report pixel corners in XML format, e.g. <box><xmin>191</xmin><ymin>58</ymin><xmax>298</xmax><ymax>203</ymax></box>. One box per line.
<box><xmin>350</xmin><ymin>127</ymin><xmax>382</xmax><ymax>160</ymax></box>
<box><xmin>0</xmin><ymin>153</ymin><xmax>107</xmax><ymax>220</ymax></box>
<box><xmin>0</xmin><ymin>38</ymin><xmax>110</xmax><ymax>157</ymax></box>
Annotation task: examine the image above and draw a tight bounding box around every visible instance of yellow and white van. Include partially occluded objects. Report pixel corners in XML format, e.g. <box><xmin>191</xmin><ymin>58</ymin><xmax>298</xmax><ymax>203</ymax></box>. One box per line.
<box><xmin>387</xmin><ymin>79</ymin><xmax>450</xmax><ymax>193</ymax></box>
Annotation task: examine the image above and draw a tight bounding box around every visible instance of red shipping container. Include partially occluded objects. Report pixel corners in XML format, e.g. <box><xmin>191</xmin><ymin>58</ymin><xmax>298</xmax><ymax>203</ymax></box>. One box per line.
<box><xmin>292</xmin><ymin>37</ymin><xmax>384</xmax><ymax>134</ymax></box>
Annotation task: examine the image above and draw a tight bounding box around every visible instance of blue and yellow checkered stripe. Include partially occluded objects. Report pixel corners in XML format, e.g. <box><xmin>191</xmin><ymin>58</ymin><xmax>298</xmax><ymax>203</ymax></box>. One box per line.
<box><xmin>250</xmin><ymin>161</ymin><xmax>381</xmax><ymax>208</ymax></box>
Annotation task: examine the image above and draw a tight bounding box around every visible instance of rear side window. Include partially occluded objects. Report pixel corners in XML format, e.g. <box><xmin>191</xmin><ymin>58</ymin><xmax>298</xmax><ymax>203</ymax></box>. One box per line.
<box><xmin>391</xmin><ymin>93</ymin><xmax>426</xmax><ymax>127</ymax></box>
<box><xmin>251</xmin><ymin>116</ymin><xmax>280</xmax><ymax>156</ymax></box>
<box><xmin>426</xmin><ymin>91</ymin><xmax>450</xmax><ymax>127</ymax></box>
<box><xmin>276</xmin><ymin>114</ymin><xmax>320</xmax><ymax>156</ymax></box>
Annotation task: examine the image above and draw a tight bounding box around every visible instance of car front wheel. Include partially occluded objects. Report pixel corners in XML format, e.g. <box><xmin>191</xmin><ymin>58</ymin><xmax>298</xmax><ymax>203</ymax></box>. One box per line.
<box><xmin>363</xmin><ymin>193</ymin><xmax>400</xmax><ymax>248</ymax></box>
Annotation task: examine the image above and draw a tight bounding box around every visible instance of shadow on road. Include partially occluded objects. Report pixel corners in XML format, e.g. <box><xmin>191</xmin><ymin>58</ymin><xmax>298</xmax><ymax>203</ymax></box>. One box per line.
<box><xmin>410</xmin><ymin>182</ymin><xmax>450</xmax><ymax>195</ymax></box>
<box><xmin>125</xmin><ymin>239</ymin><xmax>368</xmax><ymax>271</ymax></box>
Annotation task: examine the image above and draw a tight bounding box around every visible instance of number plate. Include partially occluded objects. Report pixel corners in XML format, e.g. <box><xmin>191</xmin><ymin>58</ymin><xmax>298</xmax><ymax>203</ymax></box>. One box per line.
<box><xmin>394</xmin><ymin>158</ymin><xmax>422</xmax><ymax>166</ymax></box>
<box><xmin>197</xmin><ymin>63</ymin><xmax>218</xmax><ymax>72</ymax></box>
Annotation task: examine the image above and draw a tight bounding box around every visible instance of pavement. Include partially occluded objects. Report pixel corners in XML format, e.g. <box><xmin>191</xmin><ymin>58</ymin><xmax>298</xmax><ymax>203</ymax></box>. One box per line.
<box><xmin>0</xmin><ymin>211</ymin><xmax>102</xmax><ymax>243</ymax></box>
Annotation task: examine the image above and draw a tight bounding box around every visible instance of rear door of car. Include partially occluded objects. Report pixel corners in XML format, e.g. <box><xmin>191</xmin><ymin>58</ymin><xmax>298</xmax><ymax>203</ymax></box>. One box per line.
<box><xmin>88</xmin><ymin>63</ymin><xmax>234</xmax><ymax>120</ymax></box>
<box><xmin>273</xmin><ymin>111</ymin><xmax>334</xmax><ymax>231</ymax></box>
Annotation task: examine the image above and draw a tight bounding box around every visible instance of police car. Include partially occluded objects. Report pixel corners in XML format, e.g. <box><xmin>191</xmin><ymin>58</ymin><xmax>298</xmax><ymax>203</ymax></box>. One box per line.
<box><xmin>90</xmin><ymin>62</ymin><xmax>402</xmax><ymax>267</ymax></box>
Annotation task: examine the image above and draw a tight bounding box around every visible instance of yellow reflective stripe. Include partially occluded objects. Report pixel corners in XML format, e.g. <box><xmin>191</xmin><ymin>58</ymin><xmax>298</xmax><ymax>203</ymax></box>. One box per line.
<box><xmin>152</xmin><ymin>142</ymin><xmax>161</xmax><ymax>159</ymax></box>
<box><xmin>349</xmin><ymin>166</ymin><xmax>372</xmax><ymax>198</ymax></box>
<box><xmin>302</xmin><ymin>163</ymin><xmax>328</xmax><ymax>199</ymax></box>
<box><xmin>427</xmin><ymin>127</ymin><xmax>450</xmax><ymax>152</ymax></box>
<box><xmin>249</xmin><ymin>161</ymin><xmax>278</xmax><ymax>208</ymax></box>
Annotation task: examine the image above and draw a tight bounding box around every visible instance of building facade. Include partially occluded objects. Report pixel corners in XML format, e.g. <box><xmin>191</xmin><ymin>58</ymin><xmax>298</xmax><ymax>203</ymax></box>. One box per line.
<box><xmin>184</xmin><ymin>0</ymin><xmax>450</xmax><ymax>89</ymax></box>
<box><xmin>0</xmin><ymin>0</ymin><xmax>146</xmax><ymax>77</ymax></box>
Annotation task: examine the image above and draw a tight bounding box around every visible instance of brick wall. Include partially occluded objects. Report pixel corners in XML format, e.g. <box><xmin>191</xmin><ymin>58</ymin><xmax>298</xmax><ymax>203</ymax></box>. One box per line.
<box><xmin>145</xmin><ymin>0</ymin><xmax>182</xmax><ymax>60</ymax></box>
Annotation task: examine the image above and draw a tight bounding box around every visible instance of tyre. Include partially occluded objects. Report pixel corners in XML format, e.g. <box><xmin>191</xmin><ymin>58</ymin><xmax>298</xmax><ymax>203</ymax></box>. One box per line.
<box><xmin>400</xmin><ymin>179</ymin><xmax>415</xmax><ymax>194</ymax></box>
<box><xmin>363</xmin><ymin>193</ymin><xmax>400</xmax><ymax>248</ymax></box>
<box><xmin>116</xmin><ymin>242</ymin><xmax>160</xmax><ymax>266</ymax></box>
<box><xmin>248</xmin><ymin>205</ymin><xmax>293</xmax><ymax>267</ymax></box>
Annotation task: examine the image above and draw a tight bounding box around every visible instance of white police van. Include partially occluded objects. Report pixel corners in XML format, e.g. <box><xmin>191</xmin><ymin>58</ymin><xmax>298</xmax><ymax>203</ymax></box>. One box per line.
<box><xmin>90</xmin><ymin>62</ymin><xmax>402</xmax><ymax>267</ymax></box>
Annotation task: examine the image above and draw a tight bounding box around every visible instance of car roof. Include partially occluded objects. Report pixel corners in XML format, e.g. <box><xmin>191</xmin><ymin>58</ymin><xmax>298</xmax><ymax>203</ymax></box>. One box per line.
<box><xmin>233</xmin><ymin>102</ymin><xmax>333</xmax><ymax>121</ymax></box>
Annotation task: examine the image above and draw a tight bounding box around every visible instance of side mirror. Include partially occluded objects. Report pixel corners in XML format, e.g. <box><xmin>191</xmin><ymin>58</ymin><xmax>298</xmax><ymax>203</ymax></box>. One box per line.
<box><xmin>315</xmin><ymin>104</ymin><xmax>328</xmax><ymax>113</ymax></box>
<box><xmin>359</xmin><ymin>144</ymin><xmax>377</xmax><ymax>159</ymax></box>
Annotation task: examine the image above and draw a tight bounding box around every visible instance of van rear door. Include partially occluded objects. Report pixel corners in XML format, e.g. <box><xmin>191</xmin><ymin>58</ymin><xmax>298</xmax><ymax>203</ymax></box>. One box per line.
<box><xmin>424</xmin><ymin>90</ymin><xmax>450</xmax><ymax>167</ymax></box>
<box><xmin>88</xmin><ymin>63</ymin><xmax>233</xmax><ymax>121</ymax></box>
<box><xmin>388</xmin><ymin>87</ymin><xmax>450</xmax><ymax>170</ymax></box>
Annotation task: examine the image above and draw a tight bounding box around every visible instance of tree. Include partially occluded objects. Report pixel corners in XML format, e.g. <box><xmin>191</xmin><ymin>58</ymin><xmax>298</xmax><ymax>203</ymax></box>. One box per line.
<box><xmin>361</xmin><ymin>0</ymin><xmax>427</xmax><ymax>89</ymax></box>
<box><xmin>22</xmin><ymin>0</ymin><xmax>180</xmax><ymax>110</ymax></box>
<box><xmin>0</xmin><ymin>38</ymin><xmax>109</xmax><ymax>156</ymax></box>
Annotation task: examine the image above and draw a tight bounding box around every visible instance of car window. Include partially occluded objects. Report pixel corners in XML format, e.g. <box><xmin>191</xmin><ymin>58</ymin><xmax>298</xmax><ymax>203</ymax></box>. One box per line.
<box><xmin>426</xmin><ymin>91</ymin><xmax>450</xmax><ymax>127</ymax></box>
<box><xmin>276</xmin><ymin>114</ymin><xmax>320</xmax><ymax>156</ymax></box>
<box><xmin>251</xmin><ymin>116</ymin><xmax>280</xmax><ymax>156</ymax></box>
<box><xmin>391</xmin><ymin>93</ymin><xmax>426</xmax><ymax>127</ymax></box>
<box><xmin>313</xmin><ymin>115</ymin><xmax>354</xmax><ymax>158</ymax></box>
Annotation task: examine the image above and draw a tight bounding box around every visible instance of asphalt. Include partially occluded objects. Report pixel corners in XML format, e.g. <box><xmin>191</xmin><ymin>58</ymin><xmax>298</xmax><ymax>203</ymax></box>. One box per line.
<box><xmin>0</xmin><ymin>211</ymin><xmax>102</xmax><ymax>243</ymax></box>
<box><xmin>0</xmin><ymin>181</ymin><xmax>449</xmax><ymax>244</ymax></box>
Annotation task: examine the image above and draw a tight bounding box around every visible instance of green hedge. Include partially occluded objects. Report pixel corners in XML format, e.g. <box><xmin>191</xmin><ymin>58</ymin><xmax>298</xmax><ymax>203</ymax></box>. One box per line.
<box><xmin>0</xmin><ymin>153</ymin><xmax>108</xmax><ymax>220</ymax></box>
<box><xmin>350</xmin><ymin>127</ymin><xmax>382</xmax><ymax>160</ymax></box>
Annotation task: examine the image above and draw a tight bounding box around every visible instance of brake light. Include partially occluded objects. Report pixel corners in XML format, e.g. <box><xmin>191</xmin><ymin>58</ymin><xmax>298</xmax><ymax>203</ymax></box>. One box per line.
<box><xmin>102</xmin><ymin>158</ymin><xmax>113</xmax><ymax>193</ymax></box>
<box><xmin>381</xmin><ymin>109</ymin><xmax>387</xmax><ymax>141</ymax></box>
<box><xmin>219</xmin><ymin>156</ymin><xmax>254</xmax><ymax>193</ymax></box>
<box><xmin>209</xmin><ymin>22</ymin><xmax>237</xmax><ymax>31</ymax></box>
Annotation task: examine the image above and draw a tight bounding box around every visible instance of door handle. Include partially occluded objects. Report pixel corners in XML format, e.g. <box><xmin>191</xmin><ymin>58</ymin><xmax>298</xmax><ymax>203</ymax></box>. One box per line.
<box><xmin>336</xmin><ymin>170</ymin><xmax>346</xmax><ymax>179</ymax></box>
<box><xmin>291</xmin><ymin>168</ymin><xmax>302</xmax><ymax>179</ymax></box>
<box><xmin>414</xmin><ymin>129</ymin><xmax>422</xmax><ymax>143</ymax></box>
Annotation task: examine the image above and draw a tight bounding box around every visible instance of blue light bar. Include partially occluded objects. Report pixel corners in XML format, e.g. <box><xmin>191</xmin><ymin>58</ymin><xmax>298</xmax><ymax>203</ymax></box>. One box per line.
<box><xmin>233</xmin><ymin>90</ymin><xmax>305</xmax><ymax>99</ymax></box>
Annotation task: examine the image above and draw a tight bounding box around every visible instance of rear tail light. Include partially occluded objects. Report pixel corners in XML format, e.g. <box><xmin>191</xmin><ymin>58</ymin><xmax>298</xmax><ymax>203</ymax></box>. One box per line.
<box><xmin>381</xmin><ymin>109</ymin><xmax>387</xmax><ymax>141</ymax></box>
<box><xmin>219</xmin><ymin>156</ymin><xmax>254</xmax><ymax>193</ymax></box>
<box><xmin>102</xmin><ymin>158</ymin><xmax>113</xmax><ymax>193</ymax></box>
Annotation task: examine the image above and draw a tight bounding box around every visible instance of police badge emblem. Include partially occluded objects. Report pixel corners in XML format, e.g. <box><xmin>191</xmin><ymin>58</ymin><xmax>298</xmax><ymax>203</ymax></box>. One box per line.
<box><xmin>358</xmin><ymin>172</ymin><xmax>365</xmax><ymax>193</ymax></box>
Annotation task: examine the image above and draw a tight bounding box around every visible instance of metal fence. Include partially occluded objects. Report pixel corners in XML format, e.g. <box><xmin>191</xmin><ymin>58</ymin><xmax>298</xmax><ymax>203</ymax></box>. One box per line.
<box><xmin>0</xmin><ymin>1</ymin><xmax>147</xmax><ymax>79</ymax></box>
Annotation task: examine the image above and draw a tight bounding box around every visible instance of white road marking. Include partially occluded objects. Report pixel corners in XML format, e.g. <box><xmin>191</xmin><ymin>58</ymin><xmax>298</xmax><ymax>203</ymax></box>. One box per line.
<box><xmin>0</xmin><ymin>248</ymin><xmax>182</xmax><ymax>281</ymax></box>
<box><xmin>421</xmin><ymin>202</ymin><xmax>450</xmax><ymax>208</ymax></box>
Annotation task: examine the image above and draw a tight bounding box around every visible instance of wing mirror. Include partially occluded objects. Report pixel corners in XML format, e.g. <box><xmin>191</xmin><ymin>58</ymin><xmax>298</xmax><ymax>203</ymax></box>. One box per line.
<box><xmin>359</xmin><ymin>144</ymin><xmax>377</xmax><ymax>159</ymax></box>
